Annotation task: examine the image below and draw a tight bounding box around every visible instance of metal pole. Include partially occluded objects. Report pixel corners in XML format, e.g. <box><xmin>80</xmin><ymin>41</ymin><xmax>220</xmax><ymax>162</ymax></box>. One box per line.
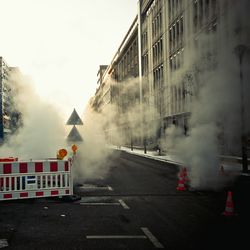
<box><xmin>130</xmin><ymin>128</ymin><xmax>133</xmax><ymax>151</ymax></box>
<box><xmin>235</xmin><ymin>44</ymin><xmax>248</xmax><ymax>173</ymax></box>
<box><xmin>137</xmin><ymin>1</ymin><xmax>145</xmax><ymax>150</ymax></box>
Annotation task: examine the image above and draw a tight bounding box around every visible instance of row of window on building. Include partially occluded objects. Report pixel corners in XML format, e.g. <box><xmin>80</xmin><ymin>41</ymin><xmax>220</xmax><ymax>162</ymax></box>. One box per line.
<box><xmin>0</xmin><ymin>58</ymin><xmax>22</xmax><ymax>143</ymax></box>
<box><xmin>169</xmin><ymin>16</ymin><xmax>184</xmax><ymax>53</ymax></box>
<box><xmin>153</xmin><ymin>37</ymin><xmax>163</xmax><ymax>66</ymax></box>
<box><xmin>193</xmin><ymin>0</ymin><xmax>217</xmax><ymax>32</ymax></box>
<box><xmin>117</xmin><ymin>40</ymin><xmax>138</xmax><ymax>81</ymax></box>
<box><xmin>168</xmin><ymin>0</ymin><xmax>183</xmax><ymax>21</ymax></box>
<box><xmin>152</xmin><ymin>10</ymin><xmax>163</xmax><ymax>40</ymax></box>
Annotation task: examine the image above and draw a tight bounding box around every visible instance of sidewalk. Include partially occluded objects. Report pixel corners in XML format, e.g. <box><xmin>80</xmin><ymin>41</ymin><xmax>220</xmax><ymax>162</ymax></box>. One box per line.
<box><xmin>109</xmin><ymin>145</ymin><xmax>250</xmax><ymax>177</ymax></box>
<box><xmin>117</xmin><ymin>146</ymin><xmax>183</xmax><ymax>166</ymax></box>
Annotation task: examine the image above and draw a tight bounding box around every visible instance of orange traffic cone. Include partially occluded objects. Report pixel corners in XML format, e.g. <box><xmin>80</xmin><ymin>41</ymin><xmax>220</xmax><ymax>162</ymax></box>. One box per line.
<box><xmin>178</xmin><ymin>167</ymin><xmax>189</xmax><ymax>186</ymax></box>
<box><xmin>183</xmin><ymin>167</ymin><xmax>189</xmax><ymax>186</ymax></box>
<box><xmin>176</xmin><ymin>174</ymin><xmax>186</xmax><ymax>191</ymax></box>
<box><xmin>178</xmin><ymin>167</ymin><xmax>186</xmax><ymax>178</ymax></box>
<box><xmin>222</xmin><ymin>191</ymin><xmax>235</xmax><ymax>216</ymax></box>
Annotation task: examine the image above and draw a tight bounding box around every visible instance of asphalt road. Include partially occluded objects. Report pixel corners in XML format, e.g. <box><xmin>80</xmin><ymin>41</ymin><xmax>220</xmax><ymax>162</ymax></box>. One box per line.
<box><xmin>0</xmin><ymin>149</ymin><xmax>249</xmax><ymax>250</ymax></box>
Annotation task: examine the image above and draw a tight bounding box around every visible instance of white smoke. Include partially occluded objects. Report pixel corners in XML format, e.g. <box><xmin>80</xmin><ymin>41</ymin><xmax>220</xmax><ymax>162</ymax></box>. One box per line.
<box><xmin>163</xmin><ymin>0</ymin><xmax>250</xmax><ymax>190</ymax></box>
<box><xmin>71</xmin><ymin>76</ymin><xmax>160</xmax><ymax>182</ymax></box>
<box><xmin>0</xmin><ymin>71</ymin><xmax>67</xmax><ymax>160</ymax></box>
<box><xmin>70</xmin><ymin>104</ymin><xmax>117</xmax><ymax>182</ymax></box>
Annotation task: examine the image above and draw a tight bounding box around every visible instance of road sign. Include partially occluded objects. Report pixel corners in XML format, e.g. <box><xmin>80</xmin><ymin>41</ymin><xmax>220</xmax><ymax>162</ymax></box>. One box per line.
<box><xmin>67</xmin><ymin>126</ymin><xmax>83</xmax><ymax>142</ymax></box>
<box><xmin>66</xmin><ymin>109</ymin><xmax>83</xmax><ymax>125</ymax></box>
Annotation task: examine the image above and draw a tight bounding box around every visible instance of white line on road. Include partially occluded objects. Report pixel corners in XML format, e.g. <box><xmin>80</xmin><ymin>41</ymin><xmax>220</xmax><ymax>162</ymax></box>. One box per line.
<box><xmin>80</xmin><ymin>203</ymin><xmax>120</xmax><ymax>206</ymax></box>
<box><xmin>118</xmin><ymin>199</ymin><xmax>130</xmax><ymax>209</ymax></box>
<box><xmin>79</xmin><ymin>185</ymin><xmax>113</xmax><ymax>191</ymax></box>
<box><xmin>141</xmin><ymin>227</ymin><xmax>164</xmax><ymax>248</ymax></box>
<box><xmin>86</xmin><ymin>235</ymin><xmax>147</xmax><ymax>239</ymax></box>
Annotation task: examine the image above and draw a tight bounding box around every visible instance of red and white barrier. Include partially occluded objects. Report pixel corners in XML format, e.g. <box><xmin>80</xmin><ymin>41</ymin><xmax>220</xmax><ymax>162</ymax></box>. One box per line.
<box><xmin>0</xmin><ymin>158</ymin><xmax>73</xmax><ymax>201</ymax></box>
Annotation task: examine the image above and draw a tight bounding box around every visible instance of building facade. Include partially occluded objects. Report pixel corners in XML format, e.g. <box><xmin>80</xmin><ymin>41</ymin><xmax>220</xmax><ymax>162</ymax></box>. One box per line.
<box><xmin>138</xmin><ymin>0</ymin><xmax>219</xmax><ymax>141</ymax></box>
<box><xmin>0</xmin><ymin>57</ymin><xmax>12</xmax><ymax>142</ymax></box>
<box><xmin>113</xmin><ymin>17</ymin><xmax>139</xmax><ymax>146</ymax></box>
<box><xmin>91</xmin><ymin>0</ymin><xmax>250</xmax><ymax>155</ymax></box>
<box><xmin>0</xmin><ymin>58</ymin><xmax>22</xmax><ymax>143</ymax></box>
<box><xmin>91</xmin><ymin>17</ymin><xmax>139</xmax><ymax>146</ymax></box>
<box><xmin>91</xmin><ymin>65</ymin><xmax>108</xmax><ymax>113</ymax></box>
<box><xmin>138</xmin><ymin>0</ymin><xmax>250</xmax><ymax>153</ymax></box>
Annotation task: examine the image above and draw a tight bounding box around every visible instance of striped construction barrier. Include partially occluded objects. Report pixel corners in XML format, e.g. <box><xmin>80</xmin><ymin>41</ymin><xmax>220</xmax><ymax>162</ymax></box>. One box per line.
<box><xmin>0</xmin><ymin>158</ymin><xmax>73</xmax><ymax>201</ymax></box>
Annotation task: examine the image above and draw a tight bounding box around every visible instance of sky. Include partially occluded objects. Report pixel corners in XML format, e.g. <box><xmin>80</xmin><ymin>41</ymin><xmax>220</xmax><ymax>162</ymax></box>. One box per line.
<box><xmin>0</xmin><ymin>0</ymin><xmax>138</xmax><ymax>120</ymax></box>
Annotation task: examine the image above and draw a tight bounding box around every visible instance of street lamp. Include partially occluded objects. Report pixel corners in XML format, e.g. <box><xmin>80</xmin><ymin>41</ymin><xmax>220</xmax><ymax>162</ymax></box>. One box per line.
<box><xmin>234</xmin><ymin>44</ymin><xmax>248</xmax><ymax>173</ymax></box>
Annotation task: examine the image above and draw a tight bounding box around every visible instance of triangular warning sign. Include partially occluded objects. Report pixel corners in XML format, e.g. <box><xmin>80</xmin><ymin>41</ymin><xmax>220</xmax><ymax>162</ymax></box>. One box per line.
<box><xmin>67</xmin><ymin>125</ymin><xmax>83</xmax><ymax>142</ymax></box>
<box><xmin>66</xmin><ymin>109</ymin><xmax>83</xmax><ymax>125</ymax></box>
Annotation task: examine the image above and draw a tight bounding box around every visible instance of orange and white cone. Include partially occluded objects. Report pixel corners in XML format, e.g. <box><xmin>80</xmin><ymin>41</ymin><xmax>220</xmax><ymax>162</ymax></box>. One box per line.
<box><xmin>176</xmin><ymin>175</ymin><xmax>186</xmax><ymax>191</ymax></box>
<box><xmin>178</xmin><ymin>167</ymin><xmax>189</xmax><ymax>187</ymax></box>
<box><xmin>222</xmin><ymin>191</ymin><xmax>235</xmax><ymax>216</ymax></box>
<box><xmin>183</xmin><ymin>167</ymin><xmax>190</xmax><ymax>186</ymax></box>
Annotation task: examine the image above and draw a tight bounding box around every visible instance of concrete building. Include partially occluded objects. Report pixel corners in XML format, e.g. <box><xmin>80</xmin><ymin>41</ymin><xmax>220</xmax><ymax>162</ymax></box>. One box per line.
<box><xmin>91</xmin><ymin>17</ymin><xmax>139</xmax><ymax>145</ymax></box>
<box><xmin>0</xmin><ymin>57</ymin><xmax>12</xmax><ymax>143</ymax></box>
<box><xmin>0</xmin><ymin>58</ymin><xmax>22</xmax><ymax>143</ymax></box>
<box><xmin>137</xmin><ymin>0</ymin><xmax>217</xmax><ymax>142</ymax></box>
<box><xmin>90</xmin><ymin>0</ymin><xmax>250</xmax><ymax>156</ymax></box>
<box><xmin>112</xmin><ymin>16</ymin><xmax>139</xmax><ymax>145</ymax></box>
<box><xmin>90</xmin><ymin>64</ymin><xmax>115</xmax><ymax>143</ymax></box>
<box><xmin>139</xmin><ymin>0</ymin><xmax>166</xmax><ymax>146</ymax></box>
<box><xmin>138</xmin><ymin>0</ymin><xmax>250</xmax><ymax>153</ymax></box>
<box><xmin>91</xmin><ymin>65</ymin><xmax>108</xmax><ymax>112</ymax></box>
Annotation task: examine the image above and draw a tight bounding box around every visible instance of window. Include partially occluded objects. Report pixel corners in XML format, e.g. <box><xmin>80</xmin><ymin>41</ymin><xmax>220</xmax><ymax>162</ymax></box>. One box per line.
<box><xmin>193</xmin><ymin>0</ymin><xmax>198</xmax><ymax>30</ymax></box>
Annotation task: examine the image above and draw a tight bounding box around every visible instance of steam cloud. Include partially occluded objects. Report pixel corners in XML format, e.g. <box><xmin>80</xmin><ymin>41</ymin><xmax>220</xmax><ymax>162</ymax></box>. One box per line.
<box><xmin>69</xmin><ymin>0</ymin><xmax>250</xmax><ymax>189</ymax></box>
<box><xmin>72</xmin><ymin>105</ymin><xmax>116</xmax><ymax>182</ymax></box>
<box><xmin>162</xmin><ymin>0</ymin><xmax>250</xmax><ymax>190</ymax></box>
<box><xmin>0</xmin><ymin>71</ymin><xmax>67</xmax><ymax>160</ymax></box>
<box><xmin>71</xmin><ymin>76</ymin><xmax>160</xmax><ymax>182</ymax></box>
<box><xmin>3</xmin><ymin>1</ymin><xmax>248</xmax><ymax>190</ymax></box>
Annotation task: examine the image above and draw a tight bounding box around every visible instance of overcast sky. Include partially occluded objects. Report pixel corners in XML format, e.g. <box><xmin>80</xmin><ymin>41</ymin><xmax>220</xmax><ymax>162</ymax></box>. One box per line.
<box><xmin>0</xmin><ymin>0</ymin><xmax>138</xmax><ymax>119</ymax></box>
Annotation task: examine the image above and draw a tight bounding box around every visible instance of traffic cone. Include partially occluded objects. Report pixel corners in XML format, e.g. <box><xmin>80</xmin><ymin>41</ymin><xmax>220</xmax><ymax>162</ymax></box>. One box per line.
<box><xmin>222</xmin><ymin>191</ymin><xmax>235</xmax><ymax>216</ymax></box>
<box><xmin>176</xmin><ymin>177</ymin><xmax>186</xmax><ymax>191</ymax></box>
<box><xmin>183</xmin><ymin>167</ymin><xmax>189</xmax><ymax>185</ymax></box>
<box><xmin>178</xmin><ymin>167</ymin><xmax>185</xmax><ymax>178</ymax></box>
<box><xmin>176</xmin><ymin>174</ymin><xmax>186</xmax><ymax>191</ymax></box>
<box><xmin>178</xmin><ymin>167</ymin><xmax>189</xmax><ymax>187</ymax></box>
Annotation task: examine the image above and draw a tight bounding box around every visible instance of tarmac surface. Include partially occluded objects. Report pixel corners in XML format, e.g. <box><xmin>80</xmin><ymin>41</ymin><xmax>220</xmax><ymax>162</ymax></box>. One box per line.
<box><xmin>0</xmin><ymin>149</ymin><xmax>250</xmax><ymax>250</ymax></box>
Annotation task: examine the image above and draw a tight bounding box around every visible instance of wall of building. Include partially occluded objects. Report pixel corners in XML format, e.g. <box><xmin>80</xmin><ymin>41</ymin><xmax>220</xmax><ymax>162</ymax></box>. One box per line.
<box><xmin>91</xmin><ymin>17</ymin><xmax>140</xmax><ymax>146</ymax></box>
<box><xmin>0</xmin><ymin>58</ymin><xmax>22</xmax><ymax>144</ymax></box>
<box><xmin>0</xmin><ymin>57</ymin><xmax>11</xmax><ymax>142</ymax></box>
<box><xmin>90</xmin><ymin>0</ymin><xmax>250</xmax><ymax>154</ymax></box>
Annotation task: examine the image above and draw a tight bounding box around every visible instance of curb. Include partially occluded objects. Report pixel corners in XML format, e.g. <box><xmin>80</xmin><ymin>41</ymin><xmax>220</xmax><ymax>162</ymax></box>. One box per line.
<box><xmin>118</xmin><ymin>148</ymin><xmax>184</xmax><ymax>167</ymax></box>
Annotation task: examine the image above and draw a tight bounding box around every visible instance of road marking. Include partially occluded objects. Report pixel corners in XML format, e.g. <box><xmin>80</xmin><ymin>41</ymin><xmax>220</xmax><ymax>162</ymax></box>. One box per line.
<box><xmin>118</xmin><ymin>199</ymin><xmax>130</xmax><ymax>209</ymax></box>
<box><xmin>80</xmin><ymin>202</ymin><xmax>120</xmax><ymax>206</ymax></box>
<box><xmin>0</xmin><ymin>239</ymin><xmax>8</xmax><ymax>248</ymax></box>
<box><xmin>79</xmin><ymin>185</ymin><xmax>113</xmax><ymax>191</ymax></box>
<box><xmin>86</xmin><ymin>235</ymin><xmax>147</xmax><ymax>239</ymax></box>
<box><xmin>141</xmin><ymin>227</ymin><xmax>164</xmax><ymax>248</ymax></box>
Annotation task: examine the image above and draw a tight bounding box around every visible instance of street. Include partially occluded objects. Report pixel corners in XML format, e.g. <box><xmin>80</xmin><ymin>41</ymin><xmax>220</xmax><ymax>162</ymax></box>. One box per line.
<box><xmin>0</xmin><ymin>149</ymin><xmax>249</xmax><ymax>250</ymax></box>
